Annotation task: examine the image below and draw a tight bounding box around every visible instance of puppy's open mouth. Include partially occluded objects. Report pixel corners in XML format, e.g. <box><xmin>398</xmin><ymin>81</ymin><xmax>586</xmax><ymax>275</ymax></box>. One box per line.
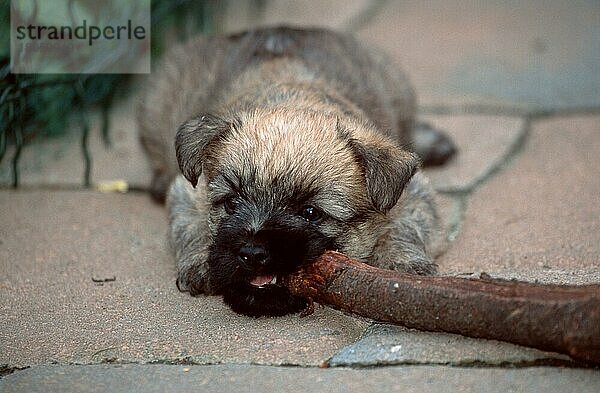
<box><xmin>249</xmin><ymin>274</ymin><xmax>278</xmax><ymax>288</ymax></box>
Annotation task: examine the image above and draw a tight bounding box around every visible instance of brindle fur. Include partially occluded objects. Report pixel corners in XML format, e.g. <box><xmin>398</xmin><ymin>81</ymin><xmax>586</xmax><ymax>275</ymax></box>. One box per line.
<box><xmin>138</xmin><ymin>27</ymin><xmax>448</xmax><ymax>316</ymax></box>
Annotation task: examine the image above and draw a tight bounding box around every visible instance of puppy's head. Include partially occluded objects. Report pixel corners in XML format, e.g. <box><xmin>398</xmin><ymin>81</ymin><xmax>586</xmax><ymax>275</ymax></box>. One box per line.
<box><xmin>175</xmin><ymin>108</ymin><xmax>419</xmax><ymax>317</ymax></box>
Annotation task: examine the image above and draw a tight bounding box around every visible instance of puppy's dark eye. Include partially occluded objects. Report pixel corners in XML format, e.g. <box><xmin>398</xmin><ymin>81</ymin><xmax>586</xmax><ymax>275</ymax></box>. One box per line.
<box><xmin>223</xmin><ymin>198</ymin><xmax>238</xmax><ymax>214</ymax></box>
<box><xmin>300</xmin><ymin>205</ymin><xmax>323</xmax><ymax>222</ymax></box>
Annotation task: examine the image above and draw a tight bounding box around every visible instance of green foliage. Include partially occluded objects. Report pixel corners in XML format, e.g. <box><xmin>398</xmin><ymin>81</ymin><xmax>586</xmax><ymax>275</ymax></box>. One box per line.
<box><xmin>0</xmin><ymin>0</ymin><xmax>8</xmax><ymax>58</ymax></box>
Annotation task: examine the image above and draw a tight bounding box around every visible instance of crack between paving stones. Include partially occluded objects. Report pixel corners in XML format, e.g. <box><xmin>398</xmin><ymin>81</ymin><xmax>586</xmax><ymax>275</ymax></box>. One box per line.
<box><xmin>420</xmin><ymin>104</ymin><xmax>600</xmax><ymax>118</ymax></box>
<box><xmin>436</xmin><ymin>116</ymin><xmax>532</xmax><ymax>196</ymax></box>
<box><xmin>430</xmin><ymin>103</ymin><xmax>599</xmax><ymax>241</ymax></box>
<box><xmin>0</xmin><ymin>183</ymin><xmax>150</xmax><ymax>193</ymax></box>
<box><xmin>326</xmin><ymin>357</ymin><xmax>594</xmax><ymax>370</ymax></box>
<box><xmin>0</xmin><ymin>364</ymin><xmax>30</xmax><ymax>379</ymax></box>
<box><xmin>343</xmin><ymin>0</ymin><xmax>393</xmax><ymax>33</ymax></box>
<box><xmin>469</xmin><ymin>117</ymin><xmax>532</xmax><ymax>192</ymax></box>
<box><xmin>433</xmin><ymin>115</ymin><xmax>534</xmax><ymax>244</ymax></box>
<box><xmin>4</xmin><ymin>356</ymin><xmax>593</xmax><ymax>377</ymax></box>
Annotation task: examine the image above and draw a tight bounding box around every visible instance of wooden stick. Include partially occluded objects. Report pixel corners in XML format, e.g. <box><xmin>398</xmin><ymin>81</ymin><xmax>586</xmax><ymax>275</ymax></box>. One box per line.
<box><xmin>284</xmin><ymin>251</ymin><xmax>600</xmax><ymax>364</ymax></box>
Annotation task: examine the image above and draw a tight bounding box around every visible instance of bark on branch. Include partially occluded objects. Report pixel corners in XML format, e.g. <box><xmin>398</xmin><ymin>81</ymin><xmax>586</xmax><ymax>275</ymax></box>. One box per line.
<box><xmin>284</xmin><ymin>251</ymin><xmax>600</xmax><ymax>364</ymax></box>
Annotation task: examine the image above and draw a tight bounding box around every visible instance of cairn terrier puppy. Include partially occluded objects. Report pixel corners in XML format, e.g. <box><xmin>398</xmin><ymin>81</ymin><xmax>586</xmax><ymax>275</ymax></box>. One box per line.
<box><xmin>138</xmin><ymin>27</ymin><xmax>454</xmax><ymax>317</ymax></box>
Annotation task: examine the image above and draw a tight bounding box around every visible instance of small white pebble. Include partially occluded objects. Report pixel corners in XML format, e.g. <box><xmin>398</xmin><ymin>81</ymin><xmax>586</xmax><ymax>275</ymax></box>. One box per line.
<box><xmin>393</xmin><ymin>283</ymin><xmax>399</xmax><ymax>289</ymax></box>
<box><xmin>390</xmin><ymin>345</ymin><xmax>402</xmax><ymax>353</ymax></box>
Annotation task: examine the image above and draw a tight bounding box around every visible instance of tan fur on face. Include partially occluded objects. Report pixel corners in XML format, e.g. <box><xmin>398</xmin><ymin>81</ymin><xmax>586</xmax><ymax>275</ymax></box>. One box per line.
<box><xmin>209</xmin><ymin>108</ymin><xmax>370</xmax><ymax>219</ymax></box>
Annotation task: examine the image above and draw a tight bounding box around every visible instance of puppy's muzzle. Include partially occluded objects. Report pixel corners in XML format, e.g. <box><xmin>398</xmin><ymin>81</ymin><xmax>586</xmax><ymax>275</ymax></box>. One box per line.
<box><xmin>238</xmin><ymin>243</ymin><xmax>268</xmax><ymax>269</ymax></box>
<box><xmin>237</xmin><ymin>241</ymin><xmax>279</xmax><ymax>288</ymax></box>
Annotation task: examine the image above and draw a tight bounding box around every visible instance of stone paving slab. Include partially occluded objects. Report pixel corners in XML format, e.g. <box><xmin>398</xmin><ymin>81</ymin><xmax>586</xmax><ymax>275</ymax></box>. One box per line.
<box><xmin>438</xmin><ymin>115</ymin><xmax>600</xmax><ymax>282</ymax></box>
<box><xmin>3</xmin><ymin>364</ymin><xmax>600</xmax><ymax>393</ymax></box>
<box><xmin>0</xmin><ymin>98</ymin><xmax>151</xmax><ymax>188</ymax></box>
<box><xmin>2</xmin><ymin>1</ymin><xmax>600</xmax><ymax>384</ymax></box>
<box><xmin>222</xmin><ymin>0</ymin><xmax>371</xmax><ymax>33</ymax></box>
<box><xmin>422</xmin><ymin>114</ymin><xmax>524</xmax><ymax>192</ymax></box>
<box><xmin>0</xmin><ymin>191</ymin><xmax>368</xmax><ymax>368</ymax></box>
<box><xmin>357</xmin><ymin>0</ymin><xmax>600</xmax><ymax>108</ymax></box>
<box><xmin>328</xmin><ymin>324</ymin><xmax>569</xmax><ymax>367</ymax></box>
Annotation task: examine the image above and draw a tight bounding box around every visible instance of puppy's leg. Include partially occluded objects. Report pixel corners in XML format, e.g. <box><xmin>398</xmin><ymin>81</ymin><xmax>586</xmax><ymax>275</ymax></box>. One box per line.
<box><xmin>369</xmin><ymin>51</ymin><xmax>456</xmax><ymax>166</ymax></box>
<box><xmin>411</xmin><ymin>121</ymin><xmax>457</xmax><ymax>166</ymax></box>
<box><xmin>371</xmin><ymin>173</ymin><xmax>444</xmax><ymax>275</ymax></box>
<box><xmin>167</xmin><ymin>176</ymin><xmax>212</xmax><ymax>296</ymax></box>
<box><xmin>138</xmin><ymin>126</ymin><xmax>174</xmax><ymax>204</ymax></box>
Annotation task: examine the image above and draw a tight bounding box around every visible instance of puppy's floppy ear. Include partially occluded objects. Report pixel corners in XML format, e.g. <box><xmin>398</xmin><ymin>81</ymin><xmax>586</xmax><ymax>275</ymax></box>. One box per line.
<box><xmin>175</xmin><ymin>114</ymin><xmax>236</xmax><ymax>187</ymax></box>
<box><xmin>349</xmin><ymin>136</ymin><xmax>421</xmax><ymax>213</ymax></box>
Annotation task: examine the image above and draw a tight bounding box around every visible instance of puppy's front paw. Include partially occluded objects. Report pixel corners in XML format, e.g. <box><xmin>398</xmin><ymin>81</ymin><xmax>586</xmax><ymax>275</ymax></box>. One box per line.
<box><xmin>176</xmin><ymin>264</ymin><xmax>209</xmax><ymax>296</ymax></box>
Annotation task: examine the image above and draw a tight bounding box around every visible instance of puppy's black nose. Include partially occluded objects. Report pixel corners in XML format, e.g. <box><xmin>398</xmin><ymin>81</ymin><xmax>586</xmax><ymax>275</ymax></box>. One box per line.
<box><xmin>238</xmin><ymin>244</ymin><xmax>268</xmax><ymax>268</ymax></box>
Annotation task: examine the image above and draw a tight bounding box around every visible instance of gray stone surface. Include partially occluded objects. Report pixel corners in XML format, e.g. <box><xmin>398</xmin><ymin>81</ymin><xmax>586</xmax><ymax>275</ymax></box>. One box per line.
<box><xmin>2</xmin><ymin>1</ymin><xmax>600</xmax><ymax>389</ymax></box>
<box><xmin>4</xmin><ymin>364</ymin><xmax>600</xmax><ymax>393</ymax></box>
<box><xmin>222</xmin><ymin>0</ymin><xmax>372</xmax><ymax>33</ymax></box>
<box><xmin>422</xmin><ymin>115</ymin><xmax>524</xmax><ymax>192</ymax></box>
<box><xmin>328</xmin><ymin>324</ymin><xmax>569</xmax><ymax>367</ymax></box>
<box><xmin>439</xmin><ymin>115</ymin><xmax>600</xmax><ymax>283</ymax></box>
<box><xmin>0</xmin><ymin>191</ymin><xmax>368</xmax><ymax>368</ymax></box>
<box><xmin>358</xmin><ymin>0</ymin><xmax>600</xmax><ymax>108</ymax></box>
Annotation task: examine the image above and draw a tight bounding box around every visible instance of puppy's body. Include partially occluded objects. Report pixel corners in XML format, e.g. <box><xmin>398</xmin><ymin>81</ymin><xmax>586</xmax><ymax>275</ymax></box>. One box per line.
<box><xmin>138</xmin><ymin>27</ymin><xmax>446</xmax><ymax>317</ymax></box>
